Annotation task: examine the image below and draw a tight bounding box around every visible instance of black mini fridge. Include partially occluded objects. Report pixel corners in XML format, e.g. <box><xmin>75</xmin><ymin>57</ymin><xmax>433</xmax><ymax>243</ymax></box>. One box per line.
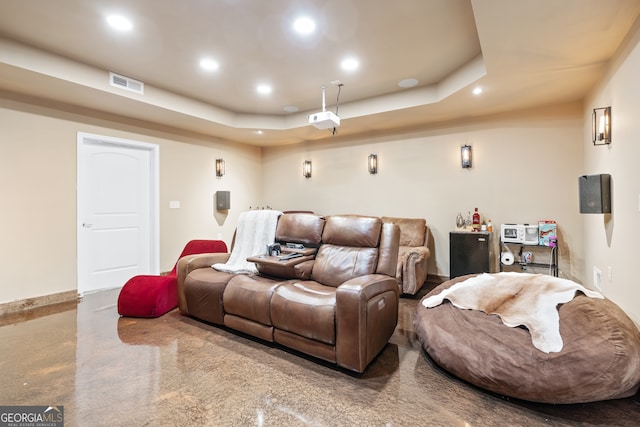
<box><xmin>449</xmin><ymin>231</ymin><xmax>491</xmax><ymax>279</ymax></box>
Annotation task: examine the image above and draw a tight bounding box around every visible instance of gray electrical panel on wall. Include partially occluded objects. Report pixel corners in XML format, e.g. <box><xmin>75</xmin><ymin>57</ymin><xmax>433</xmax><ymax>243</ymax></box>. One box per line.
<box><xmin>216</xmin><ymin>191</ymin><xmax>230</xmax><ymax>210</ymax></box>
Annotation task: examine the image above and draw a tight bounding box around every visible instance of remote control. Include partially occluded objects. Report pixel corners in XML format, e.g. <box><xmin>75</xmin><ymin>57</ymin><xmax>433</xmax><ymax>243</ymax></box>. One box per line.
<box><xmin>279</xmin><ymin>253</ymin><xmax>303</xmax><ymax>261</ymax></box>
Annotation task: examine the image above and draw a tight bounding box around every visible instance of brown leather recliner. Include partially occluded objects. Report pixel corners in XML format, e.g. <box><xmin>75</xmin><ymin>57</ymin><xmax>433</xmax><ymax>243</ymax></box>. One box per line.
<box><xmin>177</xmin><ymin>213</ymin><xmax>401</xmax><ymax>373</ymax></box>
<box><xmin>176</xmin><ymin>212</ymin><xmax>324</xmax><ymax>323</ymax></box>
<box><xmin>382</xmin><ymin>217</ymin><xmax>431</xmax><ymax>295</ymax></box>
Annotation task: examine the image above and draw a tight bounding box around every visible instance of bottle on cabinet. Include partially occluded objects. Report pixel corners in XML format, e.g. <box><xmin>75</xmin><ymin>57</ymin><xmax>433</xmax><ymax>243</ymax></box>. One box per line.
<box><xmin>472</xmin><ymin>208</ymin><xmax>481</xmax><ymax>232</ymax></box>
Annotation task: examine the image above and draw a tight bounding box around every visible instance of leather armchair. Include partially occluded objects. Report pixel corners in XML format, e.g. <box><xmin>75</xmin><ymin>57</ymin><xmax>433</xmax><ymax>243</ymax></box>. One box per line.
<box><xmin>382</xmin><ymin>217</ymin><xmax>431</xmax><ymax>295</ymax></box>
<box><xmin>270</xmin><ymin>215</ymin><xmax>401</xmax><ymax>372</ymax></box>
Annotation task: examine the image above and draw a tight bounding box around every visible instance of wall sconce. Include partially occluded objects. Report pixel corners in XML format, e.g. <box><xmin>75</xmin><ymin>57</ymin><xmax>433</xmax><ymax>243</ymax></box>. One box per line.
<box><xmin>215</xmin><ymin>158</ymin><xmax>225</xmax><ymax>177</ymax></box>
<box><xmin>461</xmin><ymin>145</ymin><xmax>472</xmax><ymax>168</ymax></box>
<box><xmin>592</xmin><ymin>106</ymin><xmax>611</xmax><ymax>145</ymax></box>
<box><xmin>303</xmin><ymin>160</ymin><xmax>312</xmax><ymax>178</ymax></box>
<box><xmin>368</xmin><ymin>154</ymin><xmax>378</xmax><ymax>174</ymax></box>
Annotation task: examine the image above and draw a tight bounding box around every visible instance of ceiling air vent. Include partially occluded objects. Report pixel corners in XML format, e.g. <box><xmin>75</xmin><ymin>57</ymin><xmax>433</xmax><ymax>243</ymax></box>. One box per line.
<box><xmin>109</xmin><ymin>72</ymin><xmax>144</xmax><ymax>94</ymax></box>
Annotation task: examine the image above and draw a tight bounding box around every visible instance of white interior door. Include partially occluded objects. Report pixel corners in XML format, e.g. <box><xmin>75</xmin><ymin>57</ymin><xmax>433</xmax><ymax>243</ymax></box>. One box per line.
<box><xmin>77</xmin><ymin>133</ymin><xmax>159</xmax><ymax>294</ymax></box>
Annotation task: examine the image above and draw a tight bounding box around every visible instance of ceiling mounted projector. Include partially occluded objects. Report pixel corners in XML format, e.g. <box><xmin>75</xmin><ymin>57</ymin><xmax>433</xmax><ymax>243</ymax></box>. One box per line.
<box><xmin>309</xmin><ymin>85</ymin><xmax>341</xmax><ymax>130</ymax></box>
<box><xmin>309</xmin><ymin>111</ymin><xmax>340</xmax><ymax>129</ymax></box>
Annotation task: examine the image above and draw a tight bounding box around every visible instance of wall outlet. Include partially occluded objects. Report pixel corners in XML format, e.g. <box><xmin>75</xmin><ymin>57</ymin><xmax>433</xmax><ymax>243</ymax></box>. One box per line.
<box><xmin>593</xmin><ymin>266</ymin><xmax>602</xmax><ymax>292</ymax></box>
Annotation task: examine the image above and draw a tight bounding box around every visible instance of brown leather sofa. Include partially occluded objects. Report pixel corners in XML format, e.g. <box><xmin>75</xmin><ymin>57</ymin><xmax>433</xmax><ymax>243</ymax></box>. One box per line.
<box><xmin>382</xmin><ymin>217</ymin><xmax>431</xmax><ymax>295</ymax></box>
<box><xmin>176</xmin><ymin>213</ymin><xmax>401</xmax><ymax>373</ymax></box>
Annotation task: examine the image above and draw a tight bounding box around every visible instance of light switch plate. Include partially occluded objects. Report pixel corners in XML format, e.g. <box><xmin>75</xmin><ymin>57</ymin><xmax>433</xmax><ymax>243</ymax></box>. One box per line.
<box><xmin>169</xmin><ymin>200</ymin><xmax>180</xmax><ymax>209</ymax></box>
<box><xmin>593</xmin><ymin>266</ymin><xmax>602</xmax><ymax>292</ymax></box>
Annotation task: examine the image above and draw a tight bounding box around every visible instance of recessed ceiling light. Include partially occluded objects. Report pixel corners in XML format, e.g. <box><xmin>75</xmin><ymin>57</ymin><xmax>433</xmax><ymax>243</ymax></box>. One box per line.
<box><xmin>106</xmin><ymin>15</ymin><xmax>133</xmax><ymax>32</ymax></box>
<box><xmin>341</xmin><ymin>57</ymin><xmax>359</xmax><ymax>71</ymax></box>
<box><xmin>199</xmin><ymin>58</ymin><xmax>219</xmax><ymax>72</ymax></box>
<box><xmin>283</xmin><ymin>106</ymin><xmax>299</xmax><ymax>113</ymax></box>
<box><xmin>398</xmin><ymin>78</ymin><xmax>418</xmax><ymax>88</ymax></box>
<box><xmin>255</xmin><ymin>130</ymin><xmax>264</xmax><ymax>135</ymax></box>
<box><xmin>293</xmin><ymin>16</ymin><xmax>316</xmax><ymax>35</ymax></box>
<box><xmin>473</xmin><ymin>86</ymin><xmax>483</xmax><ymax>95</ymax></box>
<box><xmin>256</xmin><ymin>84</ymin><xmax>272</xmax><ymax>95</ymax></box>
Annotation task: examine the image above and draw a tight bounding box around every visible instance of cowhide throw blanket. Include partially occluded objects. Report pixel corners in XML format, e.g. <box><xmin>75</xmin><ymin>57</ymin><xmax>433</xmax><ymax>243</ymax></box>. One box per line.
<box><xmin>422</xmin><ymin>272</ymin><xmax>604</xmax><ymax>353</ymax></box>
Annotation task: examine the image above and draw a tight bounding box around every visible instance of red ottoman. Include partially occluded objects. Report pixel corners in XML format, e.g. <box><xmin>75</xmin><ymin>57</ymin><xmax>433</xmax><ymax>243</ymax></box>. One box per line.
<box><xmin>118</xmin><ymin>275</ymin><xmax>178</xmax><ymax>318</ymax></box>
<box><xmin>117</xmin><ymin>239</ymin><xmax>228</xmax><ymax>318</ymax></box>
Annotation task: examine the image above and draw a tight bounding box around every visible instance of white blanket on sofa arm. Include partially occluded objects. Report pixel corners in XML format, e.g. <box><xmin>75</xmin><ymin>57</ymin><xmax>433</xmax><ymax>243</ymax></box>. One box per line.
<box><xmin>213</xmin><ymin>209</ymin><xmax>282</xmax><ymax>274</ymax></box>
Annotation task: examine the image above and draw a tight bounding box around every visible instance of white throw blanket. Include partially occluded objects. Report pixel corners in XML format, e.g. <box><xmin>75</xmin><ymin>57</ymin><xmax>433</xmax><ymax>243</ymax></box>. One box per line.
<box><xmin>213</xmin><ymin>210</ymin><xmax>282</xmax><ymax>274</ymax></box>
<box><xmin>422</xmin><ymin>272</ymin><xmax>604</xmax><ymax>353</ymax></box>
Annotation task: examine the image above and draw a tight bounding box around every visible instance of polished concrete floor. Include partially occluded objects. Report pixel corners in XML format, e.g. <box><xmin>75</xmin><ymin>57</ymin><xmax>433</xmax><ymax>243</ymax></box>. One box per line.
<box><xmin>1</xmin><ymin>284</ymin><xmax>639</xmax><ymax>427</ymax></box>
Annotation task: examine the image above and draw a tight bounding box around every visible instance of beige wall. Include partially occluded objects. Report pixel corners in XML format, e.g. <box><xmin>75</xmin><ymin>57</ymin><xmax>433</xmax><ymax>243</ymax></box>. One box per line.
<box><xmin>583</xmin><ymin>17</ymin><xmax>640</xmax><ymax>324</ymax></box>
<box><xmin>0</xmin><ymin>96</ymin><xmax>261</xmax><ymax>304</ymax></box>
<box><xmin>262</xmin><ymin>104</ymin><xmax>585</xmax><ymax>282</ymax></box>
<box><xmin>3</xmin><ymin>19</ymin><xmax>639</xmax><ymax>327</ymax></box>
